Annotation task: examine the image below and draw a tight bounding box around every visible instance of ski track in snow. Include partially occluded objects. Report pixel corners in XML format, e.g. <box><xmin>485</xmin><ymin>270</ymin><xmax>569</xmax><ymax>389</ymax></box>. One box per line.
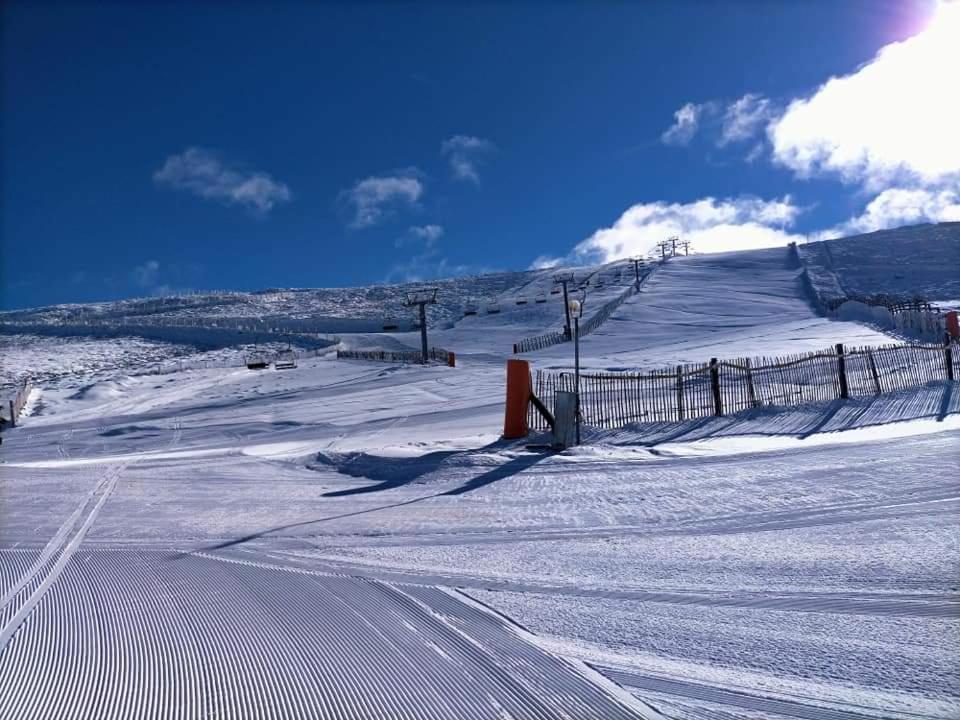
<box><xmin>0</xmin><ymin>549</ymin><xmax>654</xmax><ymax>720</ymax></box>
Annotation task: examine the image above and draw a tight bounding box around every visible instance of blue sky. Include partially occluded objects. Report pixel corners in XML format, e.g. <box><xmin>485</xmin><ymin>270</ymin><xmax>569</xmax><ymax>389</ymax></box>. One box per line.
<box><xmin>3</xmin><ymin>0</ymin><xmax>956</xmax><ymax>309</ymax></box>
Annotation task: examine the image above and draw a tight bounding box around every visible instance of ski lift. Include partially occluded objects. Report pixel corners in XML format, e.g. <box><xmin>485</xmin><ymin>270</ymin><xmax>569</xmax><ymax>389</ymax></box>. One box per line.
<box><xmin>515</xmin><ymin>296</ymin><xmax>528</xmax><ymax>305</ymax></box>
<box><xmin>245</xmin><ymin>352</ymin><xmax>269</xmax><ymax>370</ymax></box>
<box><xmin>275</xmin><ymin>349</ymin><xmax>297</xmax><ymax>370</ymax></box>
<box><xmin>486</xmin><ymin>303</ymin><xmax>501</xmax><ymax>314</ymax></box>
<box><xmin>550</xmin><ymin>287</ymin><xmax>561</xmax><ymax>295</ymax></box>
<box><xmin>534</xmin><ymin>293</ymin><xmax>547</xmax><ymax>304</ymax></box>
<box><xmin>463</xmin><ymin>303</ymin><xmax>479</xmax><ymax>316</ymax></box>
<box><xmin>382</xmin><ymin>318</ymin><xmax>399</xmax><ymax>331</ymax></box>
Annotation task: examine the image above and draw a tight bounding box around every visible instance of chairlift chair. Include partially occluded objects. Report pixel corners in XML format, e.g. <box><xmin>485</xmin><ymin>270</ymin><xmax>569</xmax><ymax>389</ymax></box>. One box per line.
<box><xmin>245</xmin><ymin>352</ymin><xmax>269</xmax><ymax>370</ymax></box>
<box><xmin>486</xmin><ymin>303</ymin><xmax>501</xmax><ymax>314</ymax></box>
<box><xmin>382</xmin><ymin>318</ymin><xmax>400</xmax><ymax>331</ymax></box>
<box><xmin>463</xmin><ymin>303</ymin><xmax>479</xmax><ymax>316</ymax></box>
<box><xmin>534</xmin><ymin>293</ymin><xmax>547</xmax><ymax>304</ymax></box>
<box><xmin>515</xmin><ymin>296</ymin><xmax>528</xmax><ymax>305</ymax></box>
<box><xmin>275</xmin><ymin>349</ymin><xmax>297</xmax><ymax>370</ymax></box>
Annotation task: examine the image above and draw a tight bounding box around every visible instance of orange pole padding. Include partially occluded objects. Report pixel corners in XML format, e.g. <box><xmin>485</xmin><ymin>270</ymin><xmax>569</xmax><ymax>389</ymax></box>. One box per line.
<box><xmin>503</xmin><ymin>359</ymin><xmax>531</xmax><ymax>439</ymax></box>
<box><xmin>947</xmin><ymin>311</ymin><xmax>960</xmax><ymax>339</ymax></box>
<box><xmin>447</xmin><ymin>351</ymin><xmax>456</xmax><ymax>367</ymax></box>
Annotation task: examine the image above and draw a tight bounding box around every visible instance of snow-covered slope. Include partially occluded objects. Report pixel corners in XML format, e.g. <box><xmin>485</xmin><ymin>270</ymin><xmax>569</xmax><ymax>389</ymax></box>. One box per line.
<box><xmin>2</xmin><ymin>229</ymin><xmax>959</xmax><ymax>719</ymax></box>
<box><xmin>530</xmin><ymin>246</ymin><xmax>895</xmax><ymax>370</ymax></box>
<box><xmin>2</xmin><ymin>349</ymin><xmax>958</xmax><ymax>718</ymax></box>
<box><xmin>0</xmin><ymin>262</ymin><xmax>624</xmax><ymax>334</ymax></box>
<box><xmin>799</xmin><ymin>221</ymin><xmax>960</xmax><ymax>304</ymax></box>
<box><xmin>1</xmin><ymin>259</ymin><xmax>640</xmax><ymax>386</ymax></box>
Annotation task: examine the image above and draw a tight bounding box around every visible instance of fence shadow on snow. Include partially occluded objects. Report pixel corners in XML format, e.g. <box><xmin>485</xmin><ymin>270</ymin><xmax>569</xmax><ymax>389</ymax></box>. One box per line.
<box><xmin>585</xmin><ymin>381</ymin><xmax>958</xmax><ymax>448</ymax></box>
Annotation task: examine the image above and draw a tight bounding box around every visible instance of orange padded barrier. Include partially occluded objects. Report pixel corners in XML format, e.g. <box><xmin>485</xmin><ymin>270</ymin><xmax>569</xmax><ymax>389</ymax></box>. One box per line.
<box><xmin>947</xmin><ymin>311</ymin><xmax>959</xmax><ymax>339</ymax></box>
<box><xmin>503</xmin><ymin>359</ymin><xmax>531</xmax><ymax>438</ymax></box>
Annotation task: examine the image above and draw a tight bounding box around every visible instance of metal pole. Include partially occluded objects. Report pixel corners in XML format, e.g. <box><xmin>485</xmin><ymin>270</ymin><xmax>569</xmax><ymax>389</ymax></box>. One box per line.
<box><xmin>419</xmin><ymin>302</ymin><xmax>429</xmax><ymax>364</ymax></box>
<box><xmin>574</xmin><ymin>316</ymin><xmax>581</xmax><ymax>445</ymax></box>
<box><xmin>633</xmin><ymin>259</ymin><xmax>640</xmax><ymax>290</ymax></box>
<box><xmin>561</xmin><ymin>281</ymin><xmax>572</xmax><ymax>340</ymax></box>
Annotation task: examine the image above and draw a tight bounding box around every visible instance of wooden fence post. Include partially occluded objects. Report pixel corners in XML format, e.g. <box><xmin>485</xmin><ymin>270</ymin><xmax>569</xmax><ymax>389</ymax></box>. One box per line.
<box><xmin>835</xmin><ymin>343</ymin><xmax>849</xmax><ymax>399</ymax></box>
<box><xmin>867</xmin><ymin>351</ymin><xmax>882</xmax><ymax>394</ymax></box>
<box><xmin>745</xmin><ymin>358</ymin><xmax>758</xmax><ymax>408</ymax></box>
<box><xmin>675</xmin><ymin>366</ymin><xmax>684</xmax><ymax>421</ymax></box>
<box><xmin>709</xmin><ymin>358</ymin><xmax>723</xmax><ymax>416</ymax></box>
<box><xmin>946</xmin><ymin>333</ymin><xmax>955</xmax><ymax>382</ymax></box>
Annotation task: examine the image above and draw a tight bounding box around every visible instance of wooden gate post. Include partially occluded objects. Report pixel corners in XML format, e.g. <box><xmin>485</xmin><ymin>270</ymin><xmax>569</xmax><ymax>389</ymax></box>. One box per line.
<box><xmin>945</xmin><ymin>333</ymin><xmax>955</xmax><ymax>382</ymax></box>
<box><xmin>709</xmin><ymin>358</ymin><xmax>723</xmax><ymax>416</ymax></box>
<box><xmin>835</xmin><ymin>343</ymin><xmax>849</xmax><ymax>399</ymax></box>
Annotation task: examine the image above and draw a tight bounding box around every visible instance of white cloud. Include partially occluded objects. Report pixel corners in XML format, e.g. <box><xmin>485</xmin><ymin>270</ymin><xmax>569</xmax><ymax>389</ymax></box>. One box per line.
<box><xmin>441</xmin><ymin>135</ymin><xmax>495</xmax><ymax>183</ymax></box>
<box><xmin>341</xmin><ymin>173</ymin><xmax>424</xmax><ymax>228</ymax></box>
<box><xmin>409</xmin><ymin>224</ymin><xmax>444</xmax><ymax>245</ymax></box>
<box><xmin>769</xmin><ymin>2</ymin><xmax>960</xmax><ymax>190</ymax></box>
<box><xmin>385</xmin><ymin>251</ymin><xmax>474</xmax><ymax>283</ymax></box>
<box><xmin>132</xmin><ymin>260</ymin><xmax>160</xmax><ymax>288</ymax></box>
<box><xmin>153</xmin><ymin>147</ymin><xmax>291</xmax><ymax>214</ymax></box>
<box><xmin>130</xmin><ymin>260</ymin><xmax>178</xmax><ymax>296</ymax></box>
<box><xmin>744</xmin><ymin>142</ymin><xmax>765</xmax><ymax>164</ymax></box>
<box><xmin>575</xmin><ymin>196</ymin><xmax>804</xmax><ymax>262</ymax></box>
<box><xmin>719</xmin><ymin>94</ymin><xmax>774</xmax><ymax>147</ymax></box>
<box><xmin>662</xmin><ymin>96</ymin><xmax>772</xmax><ymax>150</ymax></box>
<box><xmin>529</xmin><ymin>255</ymin><xmax>563</xmax><ymax>270</ymax></box>
<box><xmin>818</xmin><ymin>186</ymin><xmax>960</xmax><ymax>239</ymax></box>
<box><xmin>661</xmin><ymin>103</ymin><xmax>708</xmax><ymax>146</ymax></box>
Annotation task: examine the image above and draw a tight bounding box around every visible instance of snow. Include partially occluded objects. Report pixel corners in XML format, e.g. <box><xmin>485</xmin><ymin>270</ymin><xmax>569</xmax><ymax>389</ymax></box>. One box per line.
<box><xmin>1</xmin><ymin>238</ymin><xmax>958</xmax><ymax>718</ymax></box>
<box><xmin>519</xmin><ymin>247</ymin><xmax>895</xmax><ymax>372</ymax></box>
<box><xmin>799</xmin><ymin>221</ymin><xmax>960</xmax><ymax>303</ymax></box>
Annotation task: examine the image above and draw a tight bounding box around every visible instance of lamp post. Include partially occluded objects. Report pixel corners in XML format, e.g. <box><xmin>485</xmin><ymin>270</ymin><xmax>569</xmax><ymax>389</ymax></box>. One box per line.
<box><xmin>568</xmin><ymin>296</ymin><xmax>585</xmax><ymax>445</ymax></box>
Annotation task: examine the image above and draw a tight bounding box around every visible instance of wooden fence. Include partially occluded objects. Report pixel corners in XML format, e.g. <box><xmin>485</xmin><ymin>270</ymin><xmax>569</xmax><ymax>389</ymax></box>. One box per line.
<box><xmin>578</xmin><ymin>283</ymin><xmax>639</xmax><ymax>337</ymax></box>
<box><xmin>513</xmin><ymin>270</ymin><xmax>653</xmax><ymax>354</ymax></box>
<box><xmin>824</xmin><ymin>293</ymin><xmax>933</xmax><ymax>314</ymax></box>
<box><xmin>513</xmin><ymin>329</ymin><xmax>567</xmax><ymax>354</ymax></box>
<box><xmin>1</xmin><ymin>379</ymin><xmax>33</xmax><ymax>428</ymax></box>
<box><xmin>528</xmin><ymin>340</ymin><xmax>959</xmax><ymax>430</ymax></box>
<box><xmin>336</xmin><ymin>347</ymin><xmax>453</xmax><ymax>365</ymax></box>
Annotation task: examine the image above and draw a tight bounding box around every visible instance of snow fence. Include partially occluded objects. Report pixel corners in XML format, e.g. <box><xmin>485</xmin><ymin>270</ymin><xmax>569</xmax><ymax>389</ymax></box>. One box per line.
<box><xmin>336</xmin><ymin>347</ymin><xmax>454</xmax><ymax>365</ymax></box>
<box><xmin>529</xmin><ymin>339</ymin><xmax>959</xmax><ymax>430</ymax></box>
<box><xmin>1</xmin><ymin>379</ymin><xmax>32</xmax><ymax>428</ymax></box>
